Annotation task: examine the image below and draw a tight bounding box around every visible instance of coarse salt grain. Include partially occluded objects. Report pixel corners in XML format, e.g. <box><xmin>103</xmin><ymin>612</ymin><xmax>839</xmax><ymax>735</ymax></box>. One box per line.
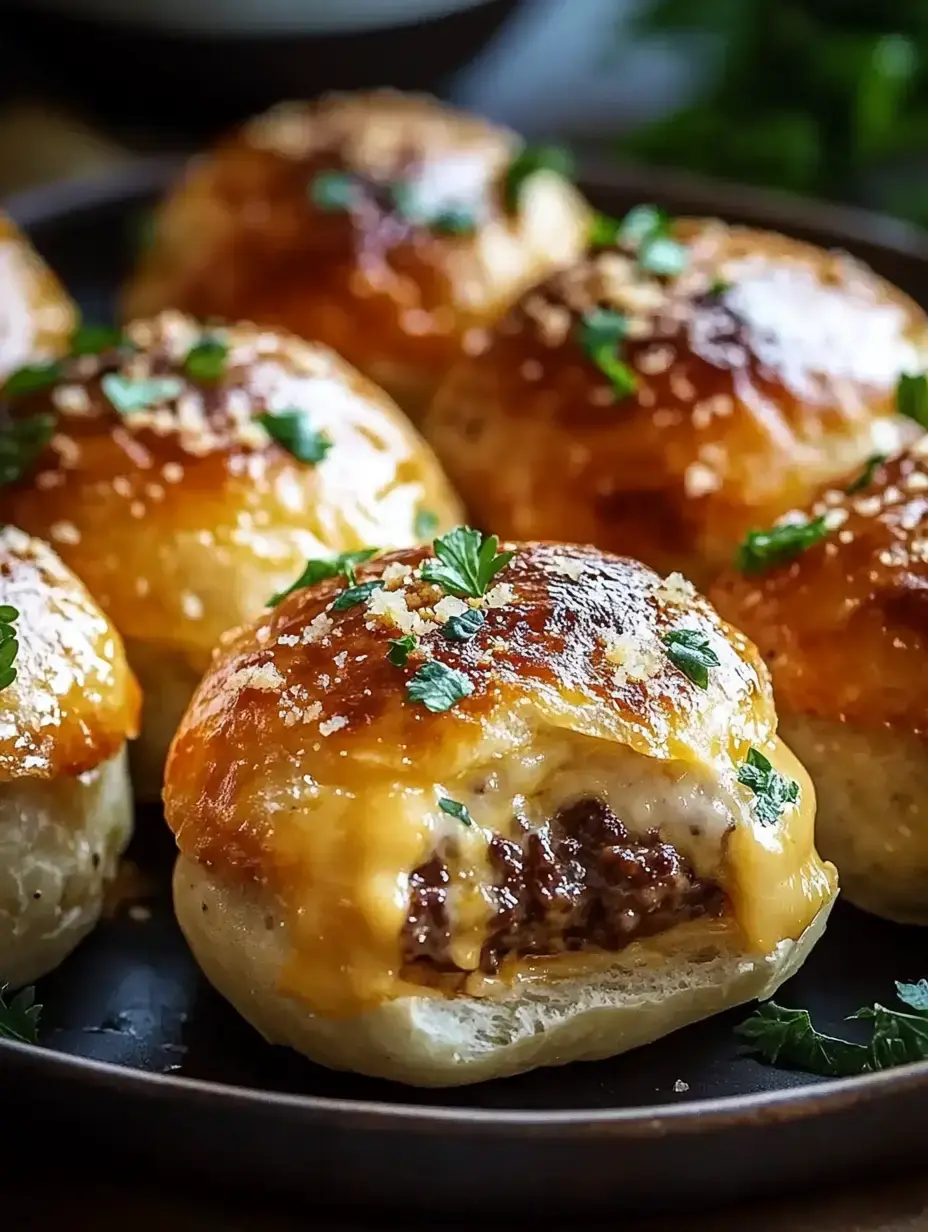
<box><xmin>228</xmin><ymin>662</ymin><xmax>285</xmax><ymax>692</ymax></box>
<box><xmin>319</xmin><ymin>715</ymin><xmax>348</xmax><ymax>737</ymax></box>
<box><xmin>484</xmin><ymin>583</ymin><xmax>515</xmax><ymax>609</ymax></box>
<box><xmin>302</xmin><ymin>613</ymin><xmax>333</xmax><ymax>643</ymax></box>
<box><xmin>549</xmin><ymin>556</ymin><xmax>585</xmax><ymax>581</ymax></box>
<box><xmin>602</xmin><ymin>633</ymin><xmax>663</xmax><ymax>687</ymax></box>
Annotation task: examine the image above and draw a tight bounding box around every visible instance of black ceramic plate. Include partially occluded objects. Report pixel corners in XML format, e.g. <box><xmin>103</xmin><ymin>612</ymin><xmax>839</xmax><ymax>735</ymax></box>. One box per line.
<box><xmin>1</xmin><ymin>159</ymin><xmax>927</xmax><ymax>1218</ymax></box>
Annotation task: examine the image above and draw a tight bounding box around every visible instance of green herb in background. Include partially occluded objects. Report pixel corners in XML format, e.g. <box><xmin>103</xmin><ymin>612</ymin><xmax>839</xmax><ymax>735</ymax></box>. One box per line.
<box><xmin>0</xmin><ymin>984</ymin><xmax>41</xmax><ymax>1043</ymax></box>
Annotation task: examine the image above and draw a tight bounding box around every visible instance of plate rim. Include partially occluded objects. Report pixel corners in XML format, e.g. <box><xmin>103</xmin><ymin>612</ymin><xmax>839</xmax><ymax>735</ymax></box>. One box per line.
<box><xmin>2</xmin><ymin>153</ymin><xmax>927</xmax><ymax>1135</ymax></box>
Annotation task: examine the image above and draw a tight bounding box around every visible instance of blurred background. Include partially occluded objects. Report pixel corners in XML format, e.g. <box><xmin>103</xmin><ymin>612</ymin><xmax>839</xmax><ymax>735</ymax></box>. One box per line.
<box><xmin>2</xmin><ymin>0</ymin><xmax>928</xmax><ymax>227</ymax></box>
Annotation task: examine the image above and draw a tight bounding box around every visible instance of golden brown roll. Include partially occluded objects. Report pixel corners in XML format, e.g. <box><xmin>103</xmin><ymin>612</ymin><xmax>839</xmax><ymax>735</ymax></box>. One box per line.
<box><xmin>0</xmin><ymin>525</ymin><xmax>138</xmax><ymax>987</ymax></box>
<box><xmin>0</xmin><ymin>211</ymin><xmax>77</xmax><ymax>380</ymax></box>
<box><xmin>122</xmin><ymin>90</ymin><xmax>591</xmax><ymax>420</ymax></box>
<box><xmin>423</xmin><ymin>210</ymin><xmax>926</xmax><ymax>587</ymax></box>
<box><xmin>165</xmin><ymin>532</ymin><xmax>835</xmax><ymax>1086</ymax></box>
<box><xmin>0</xmin><ymin>310</ymin><xmax>462</xmax><ymax>800</ymax></box>
<box><xmin>711</xmin><ymin>440</ymin><xmax>928</xmax><ymax>925</ymax></box>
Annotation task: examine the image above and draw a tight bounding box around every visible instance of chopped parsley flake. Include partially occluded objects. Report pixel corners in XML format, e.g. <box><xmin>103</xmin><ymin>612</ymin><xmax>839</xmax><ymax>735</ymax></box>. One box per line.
<box><xmin>661</xmin><ymin>628</ymin><xmax>719</xmax><ymax>689</ymax></box>
<box><xmin>102</xmin><ymin>374</ymin><xmax>184</xmax><ymax>414</ymax></box>
<box><xmin>896</xmin><ymin>372</ymin><xmax>928</xmax><ymax>428</ymax></box>
<box><xmin>70</xmin><ymin>323</ymin><xmax>125</xmax><ymax>356</ymax></box>
<box><xmin>577</xmin><ymin>308</ymin><xmax>637</xmax><ymax>398</ymax></box>
<box><xmin>845</xmin><ymin>453</ymin><xmax>887</xmax><ymax>495</ymax></box>
<box><xmin>259</xmin><ymin>410</ymin><xmax>332</xmax><ymax>464</ymax></box>
<box><xmin>442</xmin><ymin>608</ymin><xmax>486</xmax><ymax>642</ymax></box>
<box><xmin>737</xmin><ymin>747</ymin><xmax>800</xmax><ymax>825</ymax></box>
<box><xmin>708</xmin><ymin>277</ymin><xmax>732</xmax><ymax>297</ymax></box>
<box><xmin>310</xmin><ymin>171</ymin><xmax>356</xmax><ymax>212</ymax></box>
<box><xmin>184</xmin><ymin>337</ymin><xmax>228</xmax><ymax>382</ymax></box>
<box><xmin>2</xmin><ymin>362</ymin><xmax>61</xmax><ymax>398</ymax></box>
<box><xmin>332</xmin><ymin>579</ymin><xmax>384</xmax><ymax>610</ymax></box>
<box><xmin>0</xmin><ymin>984</ymin><xmax>41</xmax><ymax>1043</ymax></box>
<box><xmin>0</xmin><ymin>605</ymin><xmax>19</xmax><ymax>691</ymax></box>
<box><xmin>618</xmin><ymin>204</ymin><xmax>687</xmax><ymax>277</ymax></box>
<box><xmin>414</xmin><ymin>508</ymin><xmax>439</xmax><ymax>539</ymax></box>
<box><xmin>391</xmin><ymin>182</ymin><xmax>477</xmax><ymax>234</ymax></box>
<box><xmin>438</xmin><ymin>797</ymin><xmax>475</xmax><ymax>827</ymax></box>
<box><xmin>504</xmin><ymin>145</ymin><xmax>574</xmax><ymax>210</ymax></box>
<box><xmin>387</xmin><ymin>635</ymin><xmax>417</xmax><ymax>667</ymax></box>
<box><xmin>269</xmin><ymin>548</ymin><xmax>378</xmax><ymax>606</ymax></box>
<box><xmin>407</xmin><ymin>660</ymin><xmax>474</xmax><ymax>712</ymax></box>
<box><xmin>0</xmin><ymin>413</ymin><xmax>55</xmax><ymax>486</ymax></box>
<box><xmin>736</xmin><ymin>516</ymin><xmax>828</xmax><ymax>574</ymax></box>
<box><xmin>618</xmin><ymin>204</ymin><xmax>666</xmax><ymax>248</ymax></box>
<box><xmin>589</xmin><ymin>211</ymin><xmax>622</xmax><ymax>247</ymax></box>
<box><xmin>420</xmin><ymin>526</ymin><xmax>514</xmax><ymax>599</ymax></box>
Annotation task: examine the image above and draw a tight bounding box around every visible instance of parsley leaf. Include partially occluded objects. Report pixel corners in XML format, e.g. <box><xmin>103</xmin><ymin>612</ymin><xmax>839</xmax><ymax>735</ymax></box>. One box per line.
<box><xmin>102</xmin><ymin>374</ymin><xmax>184</xmax><ymax>414</ymax></box>
<box><xmin>420</xmin><ymin>526</ymin><xmax>513</xmax><ymax>599</ymax></box>
<box><xmin>737</xmin><ymin>747</ymin><xmax>800</xmax><ymax>824</ymax></box>
<box><xmin>735</xmin><ymin>516</ymin><xmax>829</xmax><ymax>574</ymax></box>
<box><xmin>443</xmin><ymin>608</ymin><xmax>486</xmax><ymax>642</ymax></box>
<box><xmin>504</xmin><ymin>145</ymin><xmax>574</xmax><ymax>210</ymax></box>
<box><xmin>577</xmin><ymin>309</ymin><xmax>637</xmax><ymax>398</ymax></box>
<box><xmin>439</xmin><ymin>797</ymin><xmax>475</xmax><ymax>827</ymax></box>
<box><xmin>310</xmin><ymin>171</ymin><xmax>356</xmax><ymax>212</ymax></box>
<box><xmin>391</xmin><ymin>182</ymin><xmax>477</xmax><ymax>235</ymax></box>
<box><xmin>708</xmin><ymin>277</ymin><xmax>732</xmax><ymax>297</ymax></box>
<box><xmin>70</xmin><ymin>323</ymin><xmax>125</xmax><ymax>356</ymax></box>
<box><xmin>259</xmin><ymin>410</ymin><xmax>332</xmax><ymax>464</ymax></box>
<box><xmin>269</xmin><ymin>548</ymin><xmax>378</xmax><ymax>606</ymax></box>
<box><xmin>736</xmin><ymin>979</ymin><xmax>928</xmax><ymax>1078</ymax></box>
<box><xmin>332</xmin><ymin>579</ymin><xmax>384</xmax><ymax>610</ymax></box>
<box><xmin>0</xmin><ymin>605</ymin><xmax>19</xmax><ymax>690</ymax></box>
<box><xmin>0</xmin><ymin>413</ymin><xmax>55</xmax><ymax>486</ymax></box>
<box><xmin>845</xmin><ymin>453</ymin><xmax>887</xmax><ymax>495</ymax></box>
<box><xmin>896</xmin><ymin>372</ymin><xmax>928</xmax><ymax>428</ymax></box>
<box><xmin>2</xmin><ymin>362</ymin><xmax>61</xmax><ymax>398</ymax></box>
<box><xmin>589</xmin><ymin>212</ymin><xmax>622</xmax><ymax>247</ymax></box>
<box><xmin>618</xmin><ymin>204</ymin><xmax>666</xmax><ymax>248</ymax></box>
<box><xmin>617</xmin><ymin>204</ymin><xmax>687</xmax><ymax>277</ymax></box>
<box><xmin>387</xmin><ymin>635</ymin><xmax>417</xmax><ymax>667</ymax></box>
<box><xmin>414</xmin><ymin>508</ymin><xmax>439</xmax><ymax>539</ymax></box>
<box><xmin>184</xmin><ymin>338</ymin><xmax>228</xmax><ymax>382</ymax></box>
<box><xmin>639</xmin><ymin>234</ymin><xmax>688</xmax><ymax>276</ymax></box>
<box><xmin>0</xmin><ymin>984</ymin><xmax>41</xmax><ymax>1043</ymax></box>
<box><xmin>407</xmin><ymin>661</ymin><xmax>474</xmax><ymax>712</ymax></box>
<box><xmin>662</xmin><ymin>628</ymin><xmax>719</xmax><ymax>689</ymax></box>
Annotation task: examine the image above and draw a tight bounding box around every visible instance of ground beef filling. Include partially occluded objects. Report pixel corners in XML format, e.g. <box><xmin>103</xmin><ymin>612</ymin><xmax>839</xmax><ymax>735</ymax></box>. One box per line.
<box><xmin>403</xmin><ymin>797</ymin><xmax>724</xmax><ymax>975</ymax></box>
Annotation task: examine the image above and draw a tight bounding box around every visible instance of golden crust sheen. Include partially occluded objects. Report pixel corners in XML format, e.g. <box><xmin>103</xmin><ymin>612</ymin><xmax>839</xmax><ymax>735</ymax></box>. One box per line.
<box><xmin>121</xmin><ymin>90</ymin><xmax>591</xmax><ymax>416</ymax></box>
<box><xmin>0</xmin><ymin>311</ymin><xmax>463</xmax><ymax>666</ymax></box>
<box><xmin>422</xmin><ymin>219</ymin><xmax>926</xmax><ymax>585</ymax></box>
<box><xmin>0</xmin><ymin>211</ymin><xmax>77</xmax><ymax>379</ymax></box>
<box><xmin>710</xmin><ymin>443</ymin><xmax>928</xmax><ymax>737</ymax></box>
<box><xmin>164</xmin><ymin>542</ymin><xmax>772</xmax><ymax>880</ymax></box>
<box><xmin>0</xmin><ymin>526</ymin><xmax>139</xmax><ymax>781</ymax></box>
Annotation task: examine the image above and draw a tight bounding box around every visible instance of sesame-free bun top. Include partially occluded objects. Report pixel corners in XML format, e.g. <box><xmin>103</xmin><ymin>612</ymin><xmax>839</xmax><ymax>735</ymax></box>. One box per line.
<box><xmin>710</xmin><ymin>442</ymin><xmax>928</xmax><ymax>734</ymax></box>
<box><xmin>122</xmin><ymin>90</ymin><xmax>591</xmax><ymax>417</ymax></box>
<box><xmin>0</xmin><ymin>211</ymin><xmax>77</xmax><ymax>379</ymax></box>
<box><xmin>423</xmin><ymin>215</ymin><xmax>926</xmax><ymax>585</ymax></box>
<box><xmin>0</xmin><ymin>310</ymin><xmax>463</xmax><ymax>668</ymax></box>
<box><xmin>164</xmin><ymin>540</ymin><xmax>834</xmax><ymax>1017</ymax></box>
<box><xmin>0</xmin><ymin>524</ymin><xmax>139</xmax><ymax>782</ymax></box>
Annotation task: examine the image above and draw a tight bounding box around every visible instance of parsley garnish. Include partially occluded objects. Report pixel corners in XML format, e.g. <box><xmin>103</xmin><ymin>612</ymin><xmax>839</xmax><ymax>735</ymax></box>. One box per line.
<box><xmin>662</xmin><ymin>628</ymin><xmax>719</xmax><ymax>689</ymax></box>
<box><xmin>70</xmin><ymin>323</ymin><xmax>125</xmax><ymax>356</ymax></box>
<box><xmin>735</xmin><ymin>516</ymin><xmax>828</xmax><ymax>574</ymax></box>
<box><xmin>390</xmin><ymin>182</ymin><xmax>477</xmax><ymax>235</ymax></box>
<box><xmin>387</xmin><ymin>635</ymin><xmax>417</xmax><ymax>667</ymax></box>
<box><xmin>185</xmin><ymin>338</ymin><xmax>228</xmax><ymax>382</ymax></box>
<box><xmin>420</xmin><ymin>526</ymin><xmax>513</xmax><ymax>599</ymax></box>
<box><xmin>0</xmin><ymin>605</ymin><xmax>19</xmax><ymax>690</ymax></box>
<box><xmin>259</xmin><ymin>410</ymin><xmax>332</xmax><ymax>464</ymax></box>
<box><xmin>845</xmin><ymin>453</ymin><xmax>887</xmax><ymax>495</ymax></box>
<box><xmin>577</xmin><ymin>308</ymin><xmax>637</xmax><ymax>398</ymax></box>
<box><xmin>332</xmin><ymin>579</ymin><xmax>384</xmax><ymax>610</ymax></box>
<box><xmin>2</xmin><ymin>362</ymin><xmax>61</xmax><ymax>398</ymax></box>
<box><xmin>439</xmin><ymin>797</ymin><xmax>475</xmax><ymax>827</ymax></box>
<box><xmin>0</xmin><ymin>984</ymin><xmax>41</xmax><ymax>1043</ymax></box>
<box><xmin>414</xmin><ymin>509</ymin><xmax>439</xmax><ymax>539</ymax></box>
<box><xmin>407</xmin><ymin>661</ymin><xmax>474</xmax><ymax>712</ymax></box>
<box><xmin>443</xmin><ymin>608</ymin><xmax>486</xmax><ymax>641</ymax></box>
<box><xmin>618</xmin><ymin>204</ymin><xmax>665</xmax><ymax>248</ymax></box>
<box><xmin>310</xmin><ymin>171</ymin><xmax>356</xmax><ymax>212</ymax></box>
<box><xmin>102</xmin><ymin>374</ymin><xmax>184</xmax><ymax>414</ymax></box>
<box><xmin>0</xmin><ymin>413</ymin><xmax>54</xmax><ymax>486</ymax></box>
<box><xmin>269</xmin><ymin>548</ymin><xmax>378</xmax><ymax>606</ymax></box>
<box><xmin>708</xmin><ymin>277</ymin><xmax>731</xmax><ymax>297</ymax></box>
<box><xmin>737</xmin><ymin>747</ymin><xmax>799</xmax><ymax>825</ymax></box>
<box><xmin>504</xmin><ymin>145</ymin><xmax>574</xmax><ymax>210</ymax></box>
<box><xmin>736</xmin><ymin>980</ymin><xmax>928</xmax><ymax>1078</ymax></box>
<box><xmin>589</xmin><ymin>212</ymin><xmax>621</xmax><ymax>247</ymax></box>
<box><xmin>617</xmin><ymin>204</ymin><xmax>687</xmax><ymax>276</ymax></box>
<box><xmin>896</xmin><ymin>372</ymin><xmax>928</xmax><ymax>428</ymax></box>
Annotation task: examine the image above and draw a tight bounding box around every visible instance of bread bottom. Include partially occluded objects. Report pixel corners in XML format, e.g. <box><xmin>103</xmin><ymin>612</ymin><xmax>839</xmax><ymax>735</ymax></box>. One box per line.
<box><xmin>125</xmin><ymin>637</ymin><xmax>205</xmax><ymax>802</ymax></box>
<box><xmin>0</xmin><ymin>746</ymin><xmax>133</xmax><ymax>987</ymax></box>
<box><xmin>173</xmin><ymin>854</ymin><xmax>833</xmax><ymax>1087</ymax></box>
<box><xmin>781</xmin><ymin>713</ymin><xmax>928</xmax><ymax>925</ymax></box>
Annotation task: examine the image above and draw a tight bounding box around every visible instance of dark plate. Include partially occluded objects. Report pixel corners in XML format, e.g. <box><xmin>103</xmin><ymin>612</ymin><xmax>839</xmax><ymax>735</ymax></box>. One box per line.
<box><xmin>2</xmin><ymin>159</ymin><xmax>927</xmax><ymax>1218</ymax></box>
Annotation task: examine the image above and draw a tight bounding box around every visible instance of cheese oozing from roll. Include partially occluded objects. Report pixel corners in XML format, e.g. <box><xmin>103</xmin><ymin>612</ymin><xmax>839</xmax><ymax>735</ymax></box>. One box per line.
<box><xmin>0</xmin><ymin>526</ymin><xmax>138</xmax><ymax>987</ymax></box>
<box><xmin>0</xmin><ymin>211</ymin><xmax>77</xmax><ymax>382</ymax></box>
<box><xmin>0</xmin><ymin>310</ymin><xmax>462</xmax><ymax>799</ymax></box>
<box><xmin>165</xmin><ymin>536</ymin><xmax>835</xmax><ymax>1085</ymax></box>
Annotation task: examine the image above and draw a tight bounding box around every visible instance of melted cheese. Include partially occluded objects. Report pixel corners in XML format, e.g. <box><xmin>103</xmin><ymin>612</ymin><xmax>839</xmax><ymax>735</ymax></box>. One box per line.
<box><xmin>276</xmin><ymin>731</ymin><xmax>835</xmax><ymax>1018</ymax></box>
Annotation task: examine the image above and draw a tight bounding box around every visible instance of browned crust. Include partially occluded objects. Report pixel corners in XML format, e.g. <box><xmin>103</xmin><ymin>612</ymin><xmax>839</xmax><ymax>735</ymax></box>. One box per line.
<box><xmin>422</xmin><ymin>218</ymin><xmax>925</xmax><ymax>586</ymax></box>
